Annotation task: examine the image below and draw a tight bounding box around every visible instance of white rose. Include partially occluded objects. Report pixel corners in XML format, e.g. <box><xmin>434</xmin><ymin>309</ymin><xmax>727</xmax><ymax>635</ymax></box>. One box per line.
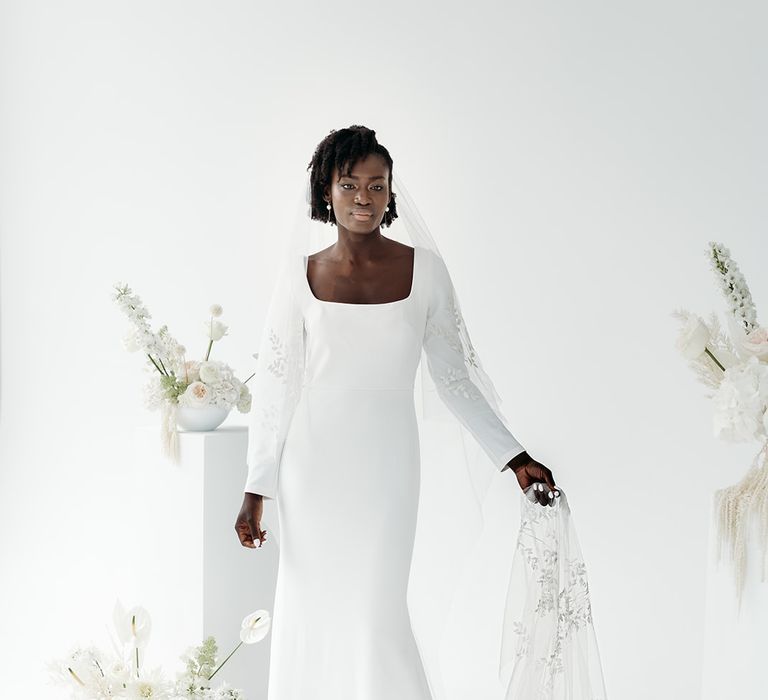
<box><xmin>675</xmin><ymin>316</ymin><xmax>711</xmax><ymax>360</ymax></box>
<box><xmin>203</xmin><ymin>319</ymin><xmax>229</xmax><ymax>341</ymax></box>
<box><xmin>199</xmin><ymin>362</ymin><xmax>221</xmax><ymax>384</ymax></box>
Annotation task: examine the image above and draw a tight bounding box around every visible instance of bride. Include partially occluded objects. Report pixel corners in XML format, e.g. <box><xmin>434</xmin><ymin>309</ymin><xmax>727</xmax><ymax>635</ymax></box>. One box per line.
<box><xmin>233</xmin><ymin>125</ymin><xmax>604</xmax><ymax>699</ymax></box>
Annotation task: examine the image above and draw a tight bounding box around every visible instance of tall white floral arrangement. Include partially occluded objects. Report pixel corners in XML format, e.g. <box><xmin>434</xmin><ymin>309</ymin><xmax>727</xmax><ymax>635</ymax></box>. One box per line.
<box><xmin>113</xmin><ymin>284</ymin><xmax>254</xmax><ymax>463</ymax></box>
<box><xmin>672</xmin><ymin>242</ymin><xmax>768</xmax><ymax>610</ymax></box>
<box><xmin>47</xmin><ymin>600</ymin><xmax>271</xmax><ymax>699</ymax></box>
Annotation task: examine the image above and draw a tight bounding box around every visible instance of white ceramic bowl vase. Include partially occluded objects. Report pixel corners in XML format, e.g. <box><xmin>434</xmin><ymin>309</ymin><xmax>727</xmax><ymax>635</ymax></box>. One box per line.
<box><xmin>176</xmin><ymin>405</ymin><xmax>230</xmax><ymax>431</ymax></box>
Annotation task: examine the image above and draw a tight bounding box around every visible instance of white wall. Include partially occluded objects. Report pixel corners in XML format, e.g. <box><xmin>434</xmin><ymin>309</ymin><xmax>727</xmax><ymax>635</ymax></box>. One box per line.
<box><xmin>1</xmin><ymin>1</ymin><xmax>766</xmax><ymax>698</ymax></box>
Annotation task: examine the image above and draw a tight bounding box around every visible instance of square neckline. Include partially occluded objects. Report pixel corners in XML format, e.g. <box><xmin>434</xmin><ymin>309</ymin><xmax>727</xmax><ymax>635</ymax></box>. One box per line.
<box><xmin>303</xmin><ymin>246</ymin><xmax>419</xmax><ymax>306</ymax></box>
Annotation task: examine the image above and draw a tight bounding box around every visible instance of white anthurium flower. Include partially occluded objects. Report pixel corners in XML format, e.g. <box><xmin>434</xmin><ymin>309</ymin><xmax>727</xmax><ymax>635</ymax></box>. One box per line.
<box><xmin>48</xmin><ymin>646</ymin><xmax>107</xmax><ymax>694</ymax></box>
<box><xmin>112</xmin><ymin>600</ymin><xmax>152</xmax><ymax>649</ymax></box>
<box><xmin>209</xmin><ymin>304</ymin><xmax>223</xmax><ymax>317</ymax></box>
<box><xmin>675</xmin><ymin>315</ymin><xmax>712</xmax><ymax>360</ymax></box>
<box><xmin>240</xmin><ymin>609</ymin><xmax>271</xmax><ymax>644</ymax></box>
<box><xmin>122</xmin><ymin>328</ymin><xmax>141</xmax><ymax>353</ymax></box>
<box><xmin>203</xmin><ymin>319</ymin><xmax>229</xmax><ymax>341</ymax></box>
<box><xmin>180</xmin><ymin>381</ymin><xmax>212</xmax><ymax>407</ymax></box>
<box><xmin>199</xmin><ymin>361</ymin><xmax>222</xmax><ymax>384</ymax></box>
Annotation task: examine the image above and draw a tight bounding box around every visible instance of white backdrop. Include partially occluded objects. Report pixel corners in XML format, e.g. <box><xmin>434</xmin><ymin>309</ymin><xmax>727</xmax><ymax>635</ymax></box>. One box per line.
<box><xmin>1</xmin><ymin>1</ymin><xmax>766</xmax><ymax>699</ymax></box>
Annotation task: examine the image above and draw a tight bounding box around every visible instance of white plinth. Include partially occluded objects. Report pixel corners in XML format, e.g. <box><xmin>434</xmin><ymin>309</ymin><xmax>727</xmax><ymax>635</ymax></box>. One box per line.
<box><xmin>701</xmin><ymin>498</ymin><xmax>768</xmax><ymax>699</ymax></box>
<box><xmin>132</xmin><ymin>425</ymin><xmax>278</xmax><ymax>700</ymax></box>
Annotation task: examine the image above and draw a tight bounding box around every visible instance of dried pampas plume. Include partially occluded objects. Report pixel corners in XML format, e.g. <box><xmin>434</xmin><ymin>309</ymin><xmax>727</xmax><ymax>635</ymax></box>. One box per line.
<box><xmin>160</xmin><ymin>402</ymin><xmax>180</xmax><ymax>464</ymax></box>
<box><xmin>713</xmin><ymin>439</ymin><xmax>768</xmax><ymax>613</ymax></box>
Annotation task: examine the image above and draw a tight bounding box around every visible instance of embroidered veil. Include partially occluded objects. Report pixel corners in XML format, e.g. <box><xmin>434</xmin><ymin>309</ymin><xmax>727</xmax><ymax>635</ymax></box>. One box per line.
<box><xmin>245</xmin><ymin>166</ymin><xmax>608</xmax><ymax>699</ymax></box>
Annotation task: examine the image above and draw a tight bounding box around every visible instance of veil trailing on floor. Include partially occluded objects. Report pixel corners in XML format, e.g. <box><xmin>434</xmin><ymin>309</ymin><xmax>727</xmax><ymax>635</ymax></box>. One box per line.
<box><xmin>248</xmin><ymin>166</ymin><xmax>607</xmax><ymax>699</ymax></box>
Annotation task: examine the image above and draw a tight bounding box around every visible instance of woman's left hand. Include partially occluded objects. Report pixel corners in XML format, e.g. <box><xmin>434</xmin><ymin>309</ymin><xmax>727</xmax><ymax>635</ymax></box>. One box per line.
<box><xmin>508</xmin><ymin>455</ymin><xmax>559</xmax><ymax>507</ymax></box>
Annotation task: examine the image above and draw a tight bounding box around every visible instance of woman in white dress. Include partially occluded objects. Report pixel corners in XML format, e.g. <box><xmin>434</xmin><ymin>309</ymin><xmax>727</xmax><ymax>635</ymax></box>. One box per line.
<box><xmin>234</xmin><ymin>126</ymin><xmax>564</xmax><ymax>699</ymax></box>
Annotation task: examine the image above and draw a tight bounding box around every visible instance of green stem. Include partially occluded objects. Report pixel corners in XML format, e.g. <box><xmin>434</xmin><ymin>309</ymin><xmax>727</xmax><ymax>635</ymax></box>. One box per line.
<box><xmin>147</xmin><ymin>354</ymin><xmax>166</xmax><ymax>376</ymax></box>
<box><xmin>243</xmin><ymin>372</ymin><xmax>255</xmax><ymax>385</ymax></box>
<box><xmin>207</xmin><ymin>640</ymin><xmax>243</xmax><ymax>681</ymax></box>
<box><xmin>205</xmin><ymin>338</ymin><xmax>213</xmax><ymax>362</ymax></box>
<box><xmin>705</xmin><ymin>346</ymin><xmax>726</xmax><ymax>372</ymax></box>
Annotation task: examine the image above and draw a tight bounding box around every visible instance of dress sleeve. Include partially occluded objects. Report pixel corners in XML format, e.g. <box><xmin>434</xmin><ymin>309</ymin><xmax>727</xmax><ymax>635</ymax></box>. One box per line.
<box><xmin>244</xmin><ymin>257</ymin><xmax>306</xmax><ymax>499</ymax></box>
<box><xmin>422</xmin><ymin>251</ymin><xmax>526</xmax><ymax>472</ymax></box>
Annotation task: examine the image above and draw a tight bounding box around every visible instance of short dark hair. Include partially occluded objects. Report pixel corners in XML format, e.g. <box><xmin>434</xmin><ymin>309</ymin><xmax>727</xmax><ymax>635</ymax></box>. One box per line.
<box><xmin>306</xmin><ymin>125</ymin><xmax>398</xmax><ymax>227</ymax></box>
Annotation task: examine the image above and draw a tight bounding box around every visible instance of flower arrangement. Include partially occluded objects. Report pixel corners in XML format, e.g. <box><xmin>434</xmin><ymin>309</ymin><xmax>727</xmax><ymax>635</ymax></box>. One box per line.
<box><xmin>672</xmin><ymin>241</ymin><xmax>768</xmax><ymax>608</ymax></box>
<box><xmin>47</xmin><ymin>600</ymin><xmax>271</xmax><ymax>699</ymax></box>
<box><xmin>113</xmin><ymin>283</ymin><xmax>255</xmax><ymax>463</ymax></box>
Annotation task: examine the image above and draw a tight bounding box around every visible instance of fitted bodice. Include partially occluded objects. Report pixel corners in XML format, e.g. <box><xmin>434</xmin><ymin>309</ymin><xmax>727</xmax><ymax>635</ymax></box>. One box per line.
<box><xmin>300</xmin><ymin>246</ymin><xmax>427</xmax><ymax>391</ymax></box>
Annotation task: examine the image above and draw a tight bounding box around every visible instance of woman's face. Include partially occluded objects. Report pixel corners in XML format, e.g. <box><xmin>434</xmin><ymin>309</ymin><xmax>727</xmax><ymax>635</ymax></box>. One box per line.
<box><xmin>324</xmin><ymin>153</ymin><xmax>390</xmax><ymax>233</ymax></box>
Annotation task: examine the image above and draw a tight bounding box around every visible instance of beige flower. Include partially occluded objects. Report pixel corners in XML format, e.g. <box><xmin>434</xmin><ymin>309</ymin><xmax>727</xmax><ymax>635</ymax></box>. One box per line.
<box><xmin>181</xmin><ymin>381</ymin><xmax>211</xmax><ymax>407</ymax></box>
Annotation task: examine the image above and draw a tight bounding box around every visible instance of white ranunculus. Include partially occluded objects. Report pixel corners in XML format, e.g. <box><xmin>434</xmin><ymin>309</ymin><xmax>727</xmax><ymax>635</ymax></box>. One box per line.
<box><xmin>675</xmin><ymin>315</ymin><xmax>711</xmax><ymax>360</ymax></box>
<box><xmin>199</xmin><ymin>362</ymin><xmax>222</xmax><ymax>384</ymax></box>
<box><xmin>122</xmin><ymin>328</ymin><xmax>141</xmax><ymax>353</ymax></box>
<box><xmin>240</xmin><ymin>609</ymin><xmax>271</xmax><ymax>644</ymax></box>
<box><xmin>203</xmin><ymin>319</ymin><xmax>229</xmax><ymax>341</ymax></box>
<box><xmin>712</xmin><ymin>356</ymin><xmax>768</xmax><ymax>442</ymax></box>
<box><xmin>181</xmin><ymin>381</ymin><xmax>212</xmax><ymax>407</ymax></box>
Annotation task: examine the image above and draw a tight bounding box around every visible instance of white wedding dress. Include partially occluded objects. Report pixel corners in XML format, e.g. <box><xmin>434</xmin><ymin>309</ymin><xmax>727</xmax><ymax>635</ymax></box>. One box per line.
<box><xmin>245</xmin><ymin>244</ymin><xmax>529</xmax><ymax>699</ymax></box>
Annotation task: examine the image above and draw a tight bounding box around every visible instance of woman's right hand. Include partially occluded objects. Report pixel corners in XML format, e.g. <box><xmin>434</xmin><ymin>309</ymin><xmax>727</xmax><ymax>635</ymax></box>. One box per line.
<box><xmin>235</xmin><ymin>493</ymin><xmax>268</xmax><ymax>548</ymax></box>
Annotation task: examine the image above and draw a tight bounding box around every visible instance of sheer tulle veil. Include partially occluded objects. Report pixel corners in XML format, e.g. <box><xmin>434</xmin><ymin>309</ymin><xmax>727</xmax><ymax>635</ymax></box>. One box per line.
<box><xmin>254</xmin><ymin>163</ymin><xmax>608</xmax><ymax>699</ymax></box>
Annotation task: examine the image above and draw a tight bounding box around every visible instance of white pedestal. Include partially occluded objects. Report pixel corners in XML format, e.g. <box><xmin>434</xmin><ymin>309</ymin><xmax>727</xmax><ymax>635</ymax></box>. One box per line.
<box><xmin>701</xmin><ymin>498</ymin><xmax>768</xmax><ymax>699</ymax></box>
<box><xmin>131</xmin><ymin>425</ymin><xmax>278</xmax><ymax>700</ymax></box>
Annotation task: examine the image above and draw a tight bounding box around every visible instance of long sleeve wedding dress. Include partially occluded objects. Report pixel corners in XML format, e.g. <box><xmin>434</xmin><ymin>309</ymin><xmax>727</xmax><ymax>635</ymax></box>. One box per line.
<box><xmin>246</xmin><ymin>244</ymin><xmax>529</xmax><ymax>699</ymax></box>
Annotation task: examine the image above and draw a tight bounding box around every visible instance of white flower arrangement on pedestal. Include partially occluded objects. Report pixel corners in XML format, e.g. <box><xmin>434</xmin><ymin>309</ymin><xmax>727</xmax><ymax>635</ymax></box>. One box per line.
<box><xmin>113</xmin><ymin>283</ymin><xmax>255</xmax><ymax>463</ymax></box>
<box><xmin>47</xmin><ymin>600</ymin><xmax>271</xmax><ymax>699</ymax></box>
<box><xmin>672</xmin><ymin>241</ymin><xmax>768</xmax><ymax>609</ymax></box>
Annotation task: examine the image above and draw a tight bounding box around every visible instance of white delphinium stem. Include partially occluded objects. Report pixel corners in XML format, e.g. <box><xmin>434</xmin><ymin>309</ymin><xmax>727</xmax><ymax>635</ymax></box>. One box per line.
<box><xmin>113</xmin><ymin>282</ymin><xmax>174</xmax><ymax>376</ymax></box>
<box><xmin>708</xmin><ymin>242</ymin><xmax>758</xmax><ymax>333</ymax></box>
